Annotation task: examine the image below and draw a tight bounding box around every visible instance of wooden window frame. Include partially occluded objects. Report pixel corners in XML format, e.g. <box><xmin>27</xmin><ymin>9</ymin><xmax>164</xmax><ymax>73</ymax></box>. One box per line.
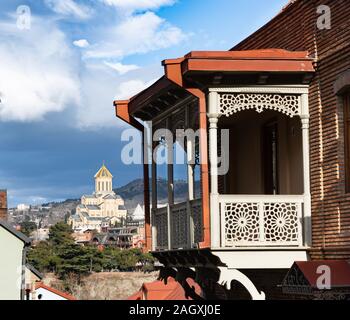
<box><xmin>344</xmin><ymin>92</ymin><xmax>350</xmax><ymax>193</ymax></box>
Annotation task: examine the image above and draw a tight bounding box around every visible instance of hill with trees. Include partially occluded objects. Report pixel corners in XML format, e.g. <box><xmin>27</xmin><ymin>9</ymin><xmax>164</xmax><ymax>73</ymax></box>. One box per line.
<box><xmin>27</xmin><ymin>222</ymin><xmax>155</xmax><ymax>282</ymax></box>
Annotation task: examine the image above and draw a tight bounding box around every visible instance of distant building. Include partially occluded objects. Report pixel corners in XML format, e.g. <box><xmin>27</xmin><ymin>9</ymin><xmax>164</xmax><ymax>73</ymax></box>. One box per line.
<box><xmin>90</xmin><ymin>226</ymin><xmax>145</xmax><ymax>250</ymax></box>
<box><xmin>30</xmin><ymin>282</ymin><xmax>76</xmax><ymax>301</ymax></box>
<box><xmin>24</xmin><ymin>264</ymin><xmax>43</xmax><ymax>299</ymax></box>
<box><xmin>0</xmin><ymin>190</ymin><xmax>7</xmax><ymax>221</ymax></box>
<box><xmin>132</xmin><ymin>204</ymin><xmax>145</xmax><ymax>222</ymax></box>
<box><xmin>68</xmin><ymin>164</ymin><xmax>127</xmax><ymax>232</ymax></box>
<box><xmin>17</xmin><ymin>204</ymin><xmax>30</xmax><ymax>212</ymax></box>
<box><xmin>31</xmin><ymin>228</ymin><xmax>50</xmax><ymax>242</ymax></box>
<box><xmin>73</xmin><ymin>229</ymin><xmax>95</xmax><ymax>244</ymax></box>
<box><xmin>23</xmin><ymin>264</ymin><xmax>76</xmax><ymax>301</ymax></box>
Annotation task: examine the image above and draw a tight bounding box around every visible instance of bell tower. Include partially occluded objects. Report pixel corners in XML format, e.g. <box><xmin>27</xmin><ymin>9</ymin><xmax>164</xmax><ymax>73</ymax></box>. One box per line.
<box><xmin>94</xmin><ymin>163</ymin><xmax>113</xmax><ymax>195</ymax></box>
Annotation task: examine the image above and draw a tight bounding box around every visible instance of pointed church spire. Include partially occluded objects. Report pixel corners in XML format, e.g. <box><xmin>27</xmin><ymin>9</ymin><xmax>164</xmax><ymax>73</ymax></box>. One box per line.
<box><xmin>94</xmin><ymin>163</ymin><xmax>113</xmax><ymax>178</ymax></box>
<box><xmin>94</xmin><ymin>162</ymin><xmax>113</xmax><ymax>194</ymax></box>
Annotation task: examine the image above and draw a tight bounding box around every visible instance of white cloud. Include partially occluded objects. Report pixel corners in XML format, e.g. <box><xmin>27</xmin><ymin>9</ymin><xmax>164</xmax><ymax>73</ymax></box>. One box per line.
<box><xmin>73</xmin><ymin>39</ymin><xmax>90</xmax><ymax>48</ymax></box>
<box><xmin>100</xmin><ymin>0</ymin><xmax>175</xmax><ymax>12</ymax></box>
<box><xmin>44</xmin><ymin>0</ymin><xmax>93</xmax><ymax>19</ymax></box>
<box><xmin>85</xmin><ymin>12</ymin><xmax>186</xmax><ymax>59</ymax></box>
<box><xmin>104</xmin><ymin>62</ymin><xmax>139</xmax><ymax>75</ymax></box>
<box><xmin>77</xmin><ymin>60</ymin><xmax>162</xmax><ymax>128</ymax></box>
<box><xmin>0</xmin><ymin>18</ymin><xmax>80</xmax><ymax>122</ymax></box>
<box><xmin>0</xmin><ymin>1</ymin><xmax>185</xmax><ymax>128</ymax></box>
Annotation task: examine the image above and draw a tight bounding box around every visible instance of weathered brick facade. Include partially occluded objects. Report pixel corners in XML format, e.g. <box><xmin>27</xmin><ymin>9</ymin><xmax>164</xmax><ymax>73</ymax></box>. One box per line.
<box><xmin>0</xmin><ymin>190</ymin><xmax>7</xmax><ymax>221</ymax></box>
<box><xmin>233</xmin><ymin>0</ymin><xmax>350</xmax><ymax>259</ymax></box>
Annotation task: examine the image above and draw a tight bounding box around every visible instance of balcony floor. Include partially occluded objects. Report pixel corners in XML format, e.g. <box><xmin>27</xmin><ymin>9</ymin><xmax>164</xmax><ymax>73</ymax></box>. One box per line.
<box><xmin>213</xmin><ymin>248</ymin><xmax>310</xmax><ymax>269</ymax></box>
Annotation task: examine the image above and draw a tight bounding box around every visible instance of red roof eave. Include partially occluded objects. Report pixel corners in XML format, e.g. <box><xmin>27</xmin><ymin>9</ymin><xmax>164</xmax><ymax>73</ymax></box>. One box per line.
<box><xmin>178</xmin><ymin>49</ymin><xmax>315</xmax><ymax>74</ymax></box>
<box><xmin>295</xmin><ymin>260</ymin><xmax>350</xmax><ymax>288</ymax></box>
<box><xmin>115</xmin><ymin>48</ymin><xmax>315</xmax><ymax>119</ymax></box>
<box><xmin>183</xmin><ymin>58</ymin><xmax>314</xmax><ymax>73</ymax></box>
<box><xmin>35</xmin><ymin>282</ymin><xmax>76</xmax><ymax>300</ymax></box>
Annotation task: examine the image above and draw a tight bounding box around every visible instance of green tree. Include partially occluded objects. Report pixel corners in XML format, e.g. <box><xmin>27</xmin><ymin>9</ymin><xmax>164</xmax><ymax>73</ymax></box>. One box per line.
<box><xmin>49</xmin><ymin>222</ymin><xmax>74</xmax><ymax>245</ymax></box>
<box><xmin>27</xmin><ymin>241</ymin><xmax>56</xmax><ymax>272</ymax></box>
<box><xmin>20</xmin><ymin>221</ymin><xmax>37</xmax><ymax>237</ymax></box>
<box><xmin>56</xmin><ymin>244</ymin><xmax>90</xmax><ymax>279</ymax></box>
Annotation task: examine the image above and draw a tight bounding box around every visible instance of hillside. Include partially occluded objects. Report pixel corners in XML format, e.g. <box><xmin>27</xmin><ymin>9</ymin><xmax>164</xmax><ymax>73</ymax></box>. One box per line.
<box><xmin>29</xmin><ymin>178</ymin><xmax>199</xmax><ymax>223</ymax></box>
<box><xmin>114</xmin><ymin>178</ymin><xmax>200</xmax><ymax>212</ymax></box>
<box><xmin>43</xmin><ymin>272</ymin><xmax>158</xmax><ymax>300</ymax></box>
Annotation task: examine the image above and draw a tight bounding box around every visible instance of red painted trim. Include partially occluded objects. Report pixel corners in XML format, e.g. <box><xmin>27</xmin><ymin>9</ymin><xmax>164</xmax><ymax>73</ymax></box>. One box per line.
<box><xmin>163</xmin><ymin>61</ymin><xmax>211</xmax><ymax>249</ymax></box>
<box><xmin>184</xmin><ymin>49</ymin><xmax>310</xmax><ymax>60</ymax></box>
<box><xmin>114</xmin><ymin>100</ymin><xmax>143</xmax><ymax>131</ymax></box>
<box><xmin>35</xmin><ymin>282</ymin><xmax>76</xmax><ymax>300</ymax></box>
<box><xmin>183</xmin><ymin>59</ymin><xmax>314</xmax><ymax>73</ymax></box>
<box><xmin>114</xmin><ymin>100</ymin><xmax>152</xmax><ymax>252</ymax></box>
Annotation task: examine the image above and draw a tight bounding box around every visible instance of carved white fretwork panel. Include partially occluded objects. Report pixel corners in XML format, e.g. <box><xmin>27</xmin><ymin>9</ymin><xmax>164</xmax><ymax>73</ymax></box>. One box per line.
<box><xmin>220</xmin><ymin>196</ymin><xmax>303</xmax><ymax>247</ymax></box>
<box><xmin>263</xmin><ymin>203</ymin><xmax>300</xmax><ymax>242</ymax></box>
<box><xmin>224</xmin><ymin>202</ymin><xmax>260</xmax><ymax>244</ymax></box>
<box><xmin>219</xmin><ymin>93</ymin><xmax>300</xmax><ymax>117</ymax></box>
<box><xmin>154</xmin><ymin>208</ymin><xmax>168</xmax><ymax>249</ymax></box>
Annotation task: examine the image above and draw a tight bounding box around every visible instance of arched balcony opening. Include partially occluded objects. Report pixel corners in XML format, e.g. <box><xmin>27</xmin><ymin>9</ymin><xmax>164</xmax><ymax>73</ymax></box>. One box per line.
<box><xmin>208</xmin><ymin>87</ymin><xmax>311</xmax><ymax>249</ymax></box>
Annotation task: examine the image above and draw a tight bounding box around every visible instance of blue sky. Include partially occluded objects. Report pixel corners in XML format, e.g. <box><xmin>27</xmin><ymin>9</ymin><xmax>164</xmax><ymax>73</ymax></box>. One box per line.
<box><xmin>0</xmin><ymin>0</ymin><xmax>288</xmax><ymax>207</ymax></box>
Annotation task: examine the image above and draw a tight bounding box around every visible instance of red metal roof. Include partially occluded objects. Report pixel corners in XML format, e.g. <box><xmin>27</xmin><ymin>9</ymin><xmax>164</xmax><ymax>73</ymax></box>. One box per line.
<box><xmin>127</xmin><ymin>277</ymin><xmax>202</xmax><ymax>300</ymax></box>
<box><xmin>115</xmin><ymin>48</ymin><xmax>315</xmax><ymax>116</ymax></box>
<box><xmin>295</xmin><ymin>260</ymin><xmax>350</xmax><ymax>288</ymax></box>
<box><xmin>166</xmin><ymin>49</ymin><xmax>315</xmax><ymax>74</ymax></box>
<box><xmin>35</xmin><ymin>282</ymin><xmax>77</xmax><ymax>300</ymax></box>
<box><xmin>184</xmin><ymin>49</ymin><xmax>310</xmax><ymax>60</ymax></box>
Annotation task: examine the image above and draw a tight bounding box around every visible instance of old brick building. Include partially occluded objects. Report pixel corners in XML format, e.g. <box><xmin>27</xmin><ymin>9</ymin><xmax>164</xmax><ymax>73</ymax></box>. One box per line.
<box><xmin>233</xmin><ymin>0</ymin><xmax>350</xmax><ymax>260</ymax></box>
<box><xmin>0</xmin><ymin>190</ymin><xmax>7</xmax><ymax>221</ymax></box>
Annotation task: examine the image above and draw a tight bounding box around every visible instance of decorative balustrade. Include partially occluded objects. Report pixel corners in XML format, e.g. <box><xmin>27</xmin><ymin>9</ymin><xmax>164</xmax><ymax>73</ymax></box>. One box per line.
<box><xmin>219</xmin><ymin>195</ymin><xmax>304</xmax><ymax>247</ymax></box>
<box><xmin>171</xmin><ymin>202</ymin><xmax>189</xmax><ymax>249</ymax></box>
<box><xmin>153</xmin><ymin>198</ymin><xmax>203</xmax><ymax>251</ymax></box>
<box><xmin>153</xmin><ymin>206</ymin><xmax>168</xmax><ymax>250</ymax></box>
<box><xmin>191</xmin><ymin>199</ymin><xmax>203</xmax><ymax>244</ymax></box>
<box><xmin>154</xmin><ymin>195</ymin><xmax>305</xmax><ymax>250</ymax></box>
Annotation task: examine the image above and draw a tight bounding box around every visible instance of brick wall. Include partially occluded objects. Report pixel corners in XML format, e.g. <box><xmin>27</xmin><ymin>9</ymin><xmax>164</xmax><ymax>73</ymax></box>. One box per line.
<box><xmin>233</xmin><ymin>0</ymin><xmax>350</xmax><ymax>259</ymax></box>
<box><xmin>0</xmin><ymin>190</ymin><xmax>7</xmax><ymax>221</ymax></box>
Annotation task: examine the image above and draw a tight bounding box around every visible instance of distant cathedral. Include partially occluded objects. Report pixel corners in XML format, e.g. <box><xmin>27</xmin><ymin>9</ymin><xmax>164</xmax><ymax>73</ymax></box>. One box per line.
<box><xmin>68</xmin><ymin>164</ymin><xmax>127</xmax><ymax>232</ymax></box>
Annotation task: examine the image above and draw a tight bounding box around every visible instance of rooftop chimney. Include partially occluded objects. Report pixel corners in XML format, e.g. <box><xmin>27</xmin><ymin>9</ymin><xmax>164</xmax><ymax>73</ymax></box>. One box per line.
<box><xmin>0</xmin><ymin>190</ymin><xmax>8</xmax><ymax>221</ymax></box>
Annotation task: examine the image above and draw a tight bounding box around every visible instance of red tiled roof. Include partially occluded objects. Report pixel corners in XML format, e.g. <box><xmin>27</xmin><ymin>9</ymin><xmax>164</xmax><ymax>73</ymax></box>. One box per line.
<box><xmin>295</xmin><ymin>261</ymin><xmax>350</xmax><ymax>288</ymax></box>
<box><xmin>128</xmin><ymin>291</ymin><xmax>143</xmax><ymax>300</ymax></box>
<box><xmin>35</xmin><ymin>282</ymin><xmax>76</xmax><ymax>300</ymax></box>
<box><xmin>128</xmin><ymin>277</ymin><xmax>202</xmax><ymax>300</ymax></box>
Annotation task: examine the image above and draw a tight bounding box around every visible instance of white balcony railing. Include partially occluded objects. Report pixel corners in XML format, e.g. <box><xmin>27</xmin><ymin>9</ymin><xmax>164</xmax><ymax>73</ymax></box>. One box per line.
<box><xmin>219</xmin><ymin>195</ymin><xmax>304</xmax><ymax>247</ymax></box>
<box><xmin>153</xmin><ymin>195</ymin><xmax>305</xmax><ymax>250</ymax></box>
<box><xmin>153</xmin><ymin>199</ymin><xmax>202</xmax><ymax>251</ymax></box>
